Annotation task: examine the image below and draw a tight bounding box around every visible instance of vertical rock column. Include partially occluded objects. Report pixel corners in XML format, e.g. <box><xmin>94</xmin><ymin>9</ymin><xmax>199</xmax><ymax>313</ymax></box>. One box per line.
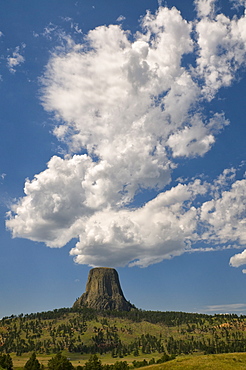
<box><xmin>73</xmin><ymin>267</ymin><xmax>135</xmax><ymax>311</ymax></box>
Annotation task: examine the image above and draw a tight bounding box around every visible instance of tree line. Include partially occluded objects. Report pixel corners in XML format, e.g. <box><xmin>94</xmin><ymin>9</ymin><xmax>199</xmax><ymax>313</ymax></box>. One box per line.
<box><xmin>0</xmin><ymin>352</ymin><xmax>175</xmax><ymax>370</ymax></box>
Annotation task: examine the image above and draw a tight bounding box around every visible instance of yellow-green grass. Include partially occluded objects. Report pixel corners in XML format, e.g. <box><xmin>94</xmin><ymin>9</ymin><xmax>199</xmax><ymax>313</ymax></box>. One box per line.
<box><xmin>12</xmin><ymin>353</ymin><xmax>52</xmax><ymax>370</ymax></box>
<box><xmin>147</xmin><ymin>353</ymin><xmax>246</xmax><ymax>370</ymax></box>
<box><xmin>12</xmin><ymin>352</ymin><xmax>246</xmax><ymax>370</ymax></box>
<box><xmin>11</xmin><ymin>351</ymin><xmax>164</xmax><ymax>369</ymax></box>
<box><xmin>84</xmin><ymin>317</ymin><xmax>168</xmax><ymax>340</ymax></box>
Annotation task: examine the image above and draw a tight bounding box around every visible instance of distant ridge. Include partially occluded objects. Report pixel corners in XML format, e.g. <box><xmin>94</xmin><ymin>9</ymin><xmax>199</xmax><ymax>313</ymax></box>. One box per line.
<box><xmin>73</xmin><ymin>267</ymin><xmax>135</xmax><ymax>311</ymax></box>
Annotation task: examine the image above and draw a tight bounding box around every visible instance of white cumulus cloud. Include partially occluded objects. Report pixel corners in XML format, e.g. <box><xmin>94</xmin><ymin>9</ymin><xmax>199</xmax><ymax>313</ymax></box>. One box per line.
<box><xmin>195</xmin><ymin>8</ymin><xmax>246</xmax><ymax>98</ymax></box>
<box><xmin>70</xmin><ymin>180</ymin><xmax>205</xmax><ymax>267</ymax></box>
<box><xmin>201</xmin><ymin>179</ymin><xmax>246</xmax><ymax>246</ymax></box>
<box><xmin>6</xmin><ymin>2</ymin><xmax>246</xmax><ymax>269</ymax></box>
<box><xmin>194</xmin><ymin>0</ymin><xmax>216</xmax><ymax>18</ymax></box>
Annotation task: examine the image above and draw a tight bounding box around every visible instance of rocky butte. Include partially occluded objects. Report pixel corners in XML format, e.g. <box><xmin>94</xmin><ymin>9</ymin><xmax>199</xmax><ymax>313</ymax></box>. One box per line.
<box><xmin>73</xmin><ymin>267</ymin><xmax>135</xmax><ymax>311</ymax></box>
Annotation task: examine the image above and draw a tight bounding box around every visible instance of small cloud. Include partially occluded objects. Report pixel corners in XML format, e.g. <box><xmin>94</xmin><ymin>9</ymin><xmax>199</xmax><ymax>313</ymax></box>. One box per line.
<box><xmin>43</xmin><ymin>24</ymin><xmax>56</xmax><ymax>39</ymax></box>
<box><xmin>176</xmin><ymin>177</ymin><xmax>188</xmax><ymax>183</ymax></box>
<box><xmin>116</xmin><ymin>15</ymin><xmax>126</xmax><ymax>22</ymax></box>
<box><xmin>205</xmin><ymin>303</ymin><xmax>246</xmax><ymax>313</ymax></box>
<box><xmin>230</xmin><ymin>250</ymin><xmax>246</xmax><ymax>268</ymax></box>
<box><xmin>0</xmin><ymin>31</ymin><xmax>4</xmax><ymax>37</ymax></box>
<box><xmin>73</xmin><ymin>24</ymin><xmax>83</xmax><ymax>34</ymax></box>
<box><xmin>230</xmin><ymin>0</ymin><xmax>246</xmax><ymax>9</ymax></box>
<box><xmin>7</xmin><ymin>44</ymin><xmax>25</xmax><ymax>73</ymax></box>
<box><xmin>242</xmin><ymin>269</ymin><xmax>246</xmax><ymax>274</ymax></box>
<box><xmin>0</xmin><ymin>173</ymin><xmax>6</xmax><ymax>185</ymax></box>
<box><xmin>61</xmin><ymin>16</ymin><xmax>73</xmax><ymax>22</ymax></box>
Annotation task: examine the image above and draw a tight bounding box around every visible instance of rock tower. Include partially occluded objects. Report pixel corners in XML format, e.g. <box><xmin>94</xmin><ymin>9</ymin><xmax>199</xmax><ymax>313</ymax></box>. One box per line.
<box><xmin>73</xmin><ymin>267</ymin><xmax>135</xmax><ymax>311</ymax></box>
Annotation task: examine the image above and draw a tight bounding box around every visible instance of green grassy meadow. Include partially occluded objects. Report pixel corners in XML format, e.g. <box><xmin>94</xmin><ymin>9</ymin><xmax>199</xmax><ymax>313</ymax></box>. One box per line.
<box><xmin>11</xmin><ymin>351</ymin><xmax>163</xmax><ymax>369</ymax></box>
<box><xmin>147</xmin><ymin>353</ymin><xmax>246</xmax><ymax>370</ymax></box>
<box><xmin>11</xmin><ymin>352</ymin><xmax>246</xmax><ymax>370</ymax></box>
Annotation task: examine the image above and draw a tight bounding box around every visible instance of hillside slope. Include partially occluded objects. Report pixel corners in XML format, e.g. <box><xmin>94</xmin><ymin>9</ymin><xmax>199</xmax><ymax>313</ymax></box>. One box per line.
<box><xmin>1</xmin><ymin>308</ymin><xmax>246</xmax><ymax>358</ymax></box>
<box><xmin>148</xmin><ymin>353</ymin><xmax>246</xmax><ymax>370</ymax></box>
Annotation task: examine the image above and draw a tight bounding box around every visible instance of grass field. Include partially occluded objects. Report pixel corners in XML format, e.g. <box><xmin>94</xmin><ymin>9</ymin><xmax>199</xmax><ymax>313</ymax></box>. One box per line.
<box><xmin>147</xmin><ymin>353</ymin><xmax>246</xmax><ymax>370</ymax></box>
<box><xmin>11</xmin><ymin>350</ymin><xmax>163</xmax><ymax>369</ymax></box>
<box><xmin>11</xmin><ymin>351</ymin><xmax>246</xmax><ymax>370</ymax></box>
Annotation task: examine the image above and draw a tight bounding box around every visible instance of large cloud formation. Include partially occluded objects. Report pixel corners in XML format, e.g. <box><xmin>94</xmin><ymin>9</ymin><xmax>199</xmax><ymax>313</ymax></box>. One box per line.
<box><xmin>6</xmin><ymin>0</ymin><xmax>246</xmax><ymax>269</ymax></box>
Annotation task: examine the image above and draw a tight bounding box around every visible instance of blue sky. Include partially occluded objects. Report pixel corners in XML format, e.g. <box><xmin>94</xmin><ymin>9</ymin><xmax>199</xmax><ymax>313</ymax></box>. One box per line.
<box><xmin>1</xmin><ymin>0</ymin><xmax>246</xmax><ymax>318</ymax></box>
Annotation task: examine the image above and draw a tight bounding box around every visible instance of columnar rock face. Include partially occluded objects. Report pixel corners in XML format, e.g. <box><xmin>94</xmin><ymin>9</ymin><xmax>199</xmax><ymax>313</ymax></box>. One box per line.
<box><xmin>73</xmin><ymin>267</ymin><xmax>135</xmax><ymax>311</ymax></box>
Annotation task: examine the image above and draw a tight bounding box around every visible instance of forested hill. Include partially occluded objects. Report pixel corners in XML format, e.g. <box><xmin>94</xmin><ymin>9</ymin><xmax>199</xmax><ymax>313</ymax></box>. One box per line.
<box><xmin>1</xmin><ymin>307</ymin><xmax>212</xmax><ymax>325</ymax></box>
<box><xmin>1</xmin><ymin>307</ymin><xmax>246</xmax><ymax>357</ymax></box>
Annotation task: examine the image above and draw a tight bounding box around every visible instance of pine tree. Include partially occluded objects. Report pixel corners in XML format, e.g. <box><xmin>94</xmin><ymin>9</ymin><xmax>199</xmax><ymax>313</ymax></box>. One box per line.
<box><xmin>0</xmin><ymin>354</ymin><xmax>13</xmax><ymax>370</ymax></box>
<box><xmin>84</xmin><ymin>355</ymin><xmax>103</xmax><ymax>370</ymax></box>
<box><xmin>24</xmin><ymin>353</ymin><xmax>41</xmax><ymax>370</ymax></box>
<box><xmin>48</xmin><ymin>353</ymin><xmax>74</xmax><ymax>370</ymax></box>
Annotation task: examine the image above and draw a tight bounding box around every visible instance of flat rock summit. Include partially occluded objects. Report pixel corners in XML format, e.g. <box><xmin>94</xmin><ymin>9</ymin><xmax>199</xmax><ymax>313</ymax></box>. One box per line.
<box><xmin>73</xmin><ymin>267</ymin><xmax>135</xmax><ymax>311</ymax></box>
